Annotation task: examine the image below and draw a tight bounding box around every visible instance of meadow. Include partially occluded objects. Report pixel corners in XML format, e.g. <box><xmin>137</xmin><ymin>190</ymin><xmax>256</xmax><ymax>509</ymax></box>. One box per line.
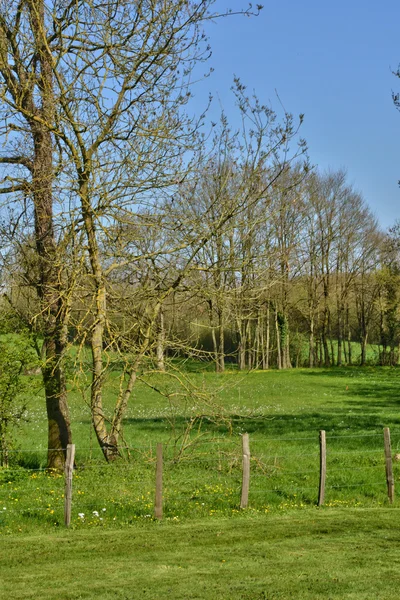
<box><xmin>2</xmin><ymin>364</ymin><xmax>400</xmax><ymax>598</ymax></box>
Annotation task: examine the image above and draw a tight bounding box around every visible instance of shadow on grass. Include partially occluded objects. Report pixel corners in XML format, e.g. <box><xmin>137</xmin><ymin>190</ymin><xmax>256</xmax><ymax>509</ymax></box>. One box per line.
<box><xmin>76</xmin><ymin>367</ymin><xmax>400</xmax><ymax>446</ymax></box>
<box><xmin>117</xmin><ymin>407</ymin><xmax>400</xmax><ymax>440</ymax></box>
<box><xmin>300</xmin><ymin>367</ymin><xmax>400</xmax><ymax>411</ymax></box>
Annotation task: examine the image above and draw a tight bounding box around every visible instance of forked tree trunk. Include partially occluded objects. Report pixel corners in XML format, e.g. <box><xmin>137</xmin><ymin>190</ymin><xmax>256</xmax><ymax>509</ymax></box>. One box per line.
<box><xmin>80</xmin><ymin>181</ymin><xmax>119</xmax><ymax>461</ymax></box>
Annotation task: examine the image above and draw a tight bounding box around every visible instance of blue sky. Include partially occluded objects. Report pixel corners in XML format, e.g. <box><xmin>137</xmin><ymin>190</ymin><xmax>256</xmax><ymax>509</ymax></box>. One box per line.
<box><xmin>190</xmin><ymin>0</ymin><xmax>400</xmax><ymax>229</ymax></box>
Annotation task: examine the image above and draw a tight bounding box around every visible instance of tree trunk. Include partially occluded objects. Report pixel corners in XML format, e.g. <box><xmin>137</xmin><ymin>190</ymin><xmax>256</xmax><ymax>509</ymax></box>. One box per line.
<box><xmin>246</xmin><ymin>319</ymin><xmax>253</xmax><ymax>370</ymax></box>
<box><xmin>360</xmin><ymin>333</ymin><xmax>368</xmax><ymax>366</ymax></box>
<box><xmin>309</xmin><ymin>315</ymin><xmax>315</xmax><ymax>368</ymax></box>
<box><xmin>346</xmin><ymin>305</ymin><xmax>352</xmax><ymax>365</ymax></box>
<box><xmin>238</xmin><ymin>318</ymin><xmax>247</xmax><ymax>371</ymax></box>
<box><xmin>337</xmin><ymin>310</ymin><xmax>343</xmax><ymax>368</ymax></box>
<box><xmin>275</xmin><ymin>308</ymin><xmax>282</xmax><ymax>370</ymax></box>
<box><xmin>284</xmin><ymin>328</ymin><xmax>292</xmax><ymax>369</ymax></box>
<box><xmin>265</xmin><ymin>304</ymin><xmax>270</xmax><ymax>370</ymax></box>
<box><xmin>217</xmin><ymin>309</ymin><xmax>225</xmax><ymax>372</ymax></box>
<box><xmin>79</xmin><ymin>173</ymin><xmax>118</xmax><ymax>461</ymax></box>
<box><xmin>30</xmin><ymin>0</ymin><xmax>71</xmax><ymax>468</ymax></box>
<box><xmin>156</xmin><ymin>307</ymin><xmax>166</xmax><ymax>371</ymax></box>
<box><xmin>208</xmin><ymin>299</ymin><xmax>218</xmax><ymax>371</ymax></box>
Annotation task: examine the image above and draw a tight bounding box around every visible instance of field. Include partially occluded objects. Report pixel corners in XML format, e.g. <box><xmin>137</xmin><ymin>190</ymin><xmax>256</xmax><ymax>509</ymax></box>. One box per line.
<box><xmin>2</xmin><ymin>509</ymin><xmax>400</xmax><ymax>599</ymax></box>
<box><xmin>2</xmin><ymin>365</ymin><xmax>400</xmax><ymax>598</ymax></box>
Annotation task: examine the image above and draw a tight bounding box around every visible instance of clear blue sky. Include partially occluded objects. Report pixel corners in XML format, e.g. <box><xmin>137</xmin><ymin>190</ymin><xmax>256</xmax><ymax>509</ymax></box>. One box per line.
<box><xmin>190</xmin><ymin>0</ymin><xmax>400</xmax><ymax>229</ymax></box>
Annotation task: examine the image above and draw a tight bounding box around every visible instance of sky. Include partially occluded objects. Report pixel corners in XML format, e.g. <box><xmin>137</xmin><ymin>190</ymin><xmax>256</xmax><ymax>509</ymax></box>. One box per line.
<box><xmin>189</xmin><ymin>0</ymin><xmax>400</xmax><ymax>230</ymax></box>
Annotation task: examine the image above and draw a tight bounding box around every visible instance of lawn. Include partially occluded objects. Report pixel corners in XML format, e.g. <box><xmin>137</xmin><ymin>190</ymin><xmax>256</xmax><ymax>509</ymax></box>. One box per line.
<box><xmin>1</xmin><ymin>509</ymin><xmax>400</xmax><ymax>599</ymax></box>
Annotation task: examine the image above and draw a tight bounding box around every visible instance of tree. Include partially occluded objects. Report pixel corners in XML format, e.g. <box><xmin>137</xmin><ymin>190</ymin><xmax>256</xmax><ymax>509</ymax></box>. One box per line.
<box><xmin>175</xmin><ymin>92</ymin><xmax>306</xmax><ymax>374</ymax></box>
<box><xmin>376</xmin><ymin>226</ymin><xmax>400</xmax><ymax>365</ymax></box>
<box><xmin>0</xmin><ymin>0</ymin><xmax>74</xmax><ymax>468</ymax></box>
<box><xmin>0</xmin><ymin>1</ymin><xmax>266</xmax><ymax>464</ymax></box>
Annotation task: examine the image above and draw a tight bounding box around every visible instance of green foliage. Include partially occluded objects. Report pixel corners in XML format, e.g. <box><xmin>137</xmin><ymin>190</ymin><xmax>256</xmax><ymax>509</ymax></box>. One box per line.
<box><xmin>277</xmin><ymin>311</ymin><xmax>288</xmax><ymax>348</ymax></box>
<box><xmin>0</xmin><ymin>334</ymin><xmax>40</xmax><ymax>466</ymax></box>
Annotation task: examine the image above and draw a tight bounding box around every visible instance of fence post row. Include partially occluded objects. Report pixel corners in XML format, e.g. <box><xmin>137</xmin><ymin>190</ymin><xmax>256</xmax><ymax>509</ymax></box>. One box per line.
<box><xmin>318</xmin><ymin>430</ymin><xmax>326</xmax><ymax>507</ymax></box>
<box><xmin>61</xmin><ymin>430</ymin><xmax>396</xmax><ymax>525</ymax></box>
<box><xmin>154</xmin><ymin>442</ymin><xmax>163</xmax><ymax>520</ymax></box>
<box><xmin>384</xmin><ymin>427</ymin><xmax>395</xmax><ymax>504</ymax></box>
<box><xmin>64</xmin><ymin>443</ymin><xmax>75</xmax><ymax>527</ymax></box>
<box><xmin>240</xmin><ymin>433</ymin><xmax>250</xmax><ymax>509</ymax></box>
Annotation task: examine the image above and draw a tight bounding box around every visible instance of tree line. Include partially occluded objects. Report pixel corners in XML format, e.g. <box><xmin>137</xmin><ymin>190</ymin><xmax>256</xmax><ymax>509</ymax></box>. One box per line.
<box><xmin>160</xmin><ymin>167</ymin><xmax>398</xmax><ymax>372</ymax></box>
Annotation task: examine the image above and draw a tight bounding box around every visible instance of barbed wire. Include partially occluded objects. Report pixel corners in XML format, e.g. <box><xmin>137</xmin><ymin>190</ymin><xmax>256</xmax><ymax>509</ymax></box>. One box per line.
<box><xmin>6</xmin><ymin>428</ymin><xmax>400</xmax><ymax>456</ymax></box>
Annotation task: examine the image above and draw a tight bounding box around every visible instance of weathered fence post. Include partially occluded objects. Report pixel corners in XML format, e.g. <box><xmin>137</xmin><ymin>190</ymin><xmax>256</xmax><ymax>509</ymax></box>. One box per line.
<box><xmin>154</xmin><ymin>443</ymin><xmax>163</xmax><ymax>520</ymax></box>
<box><xmin>240</xmin><ymin>433</ymin><xmax>250</xmax><ymax>509</ymax></box>
<box><xmin>64</xmin><ymin>443</ymin><xmax>75</xmax><ymax>527</ymax></box>
<box><xmin>318</xmin><ymin>430</ymin><xmax>326</xmax><ymax>507</ymax></box>
<box><xmin>384</xmin><ymin>427</ymin><xmax>395</xmax><ymax>504</ymax></box>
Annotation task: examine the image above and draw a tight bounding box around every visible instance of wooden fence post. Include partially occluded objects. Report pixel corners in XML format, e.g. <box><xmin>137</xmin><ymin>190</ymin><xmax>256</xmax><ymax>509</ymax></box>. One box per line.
<box><xmin>64</xmin><ymin>443</ymin><xmax>75</xmax><ymax>527</ymax></box>
<box><xmin>240</xmin><ymin>433</ymin><xmax>250</xmax><ymax>509</ymax></box>
<box><xmin>318</xmin><ymin>430</ymin><xmax>326</xmax><ymax>507</ymax></box>
<box><xmin>384</xmin><ymin>427</ymin><xmax>395</xmax><ymax>504</ymax></box>
<box><xmin>154</xmin><ymin>443</ymin><xmax>163</xmax><ymax>520</ymax></box>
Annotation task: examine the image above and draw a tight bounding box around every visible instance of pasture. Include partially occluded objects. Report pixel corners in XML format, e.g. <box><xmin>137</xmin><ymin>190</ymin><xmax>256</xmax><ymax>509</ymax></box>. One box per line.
<box><xmin>1</xmin><ymin>365</ymin><xmax>400</xmax><ymax>598</ymax></box>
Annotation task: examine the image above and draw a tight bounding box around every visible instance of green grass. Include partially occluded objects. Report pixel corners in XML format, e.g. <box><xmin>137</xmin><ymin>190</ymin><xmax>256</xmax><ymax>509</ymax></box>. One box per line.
<box><xmin>1</xmin><ymin>509</ymin><xmax>400</xmax><ymax>599</ymax></box>
<box><xmin>2</xmin><ymin>365</ymin><xmax>400</xmax><ymax>597</ymax></box>
<box><xmin>1</xmin><ymin>366</ymin><xmax>400</xmax><ymax>533</ymax></box>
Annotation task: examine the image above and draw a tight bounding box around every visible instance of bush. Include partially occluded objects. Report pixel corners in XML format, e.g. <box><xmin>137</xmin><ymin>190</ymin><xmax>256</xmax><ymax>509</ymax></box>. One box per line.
<box><xmin>0</xmin><ymin>334</ymin><xmax>40</xmax><ymax>466</ymax></box>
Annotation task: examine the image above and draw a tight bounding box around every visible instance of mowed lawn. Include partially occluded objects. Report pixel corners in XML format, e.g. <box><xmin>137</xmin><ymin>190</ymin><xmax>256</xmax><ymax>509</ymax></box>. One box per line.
<box><xmin>1</xmin><ymin>509</ymin><xmax>400</xmax><ymax>599</ymax></box>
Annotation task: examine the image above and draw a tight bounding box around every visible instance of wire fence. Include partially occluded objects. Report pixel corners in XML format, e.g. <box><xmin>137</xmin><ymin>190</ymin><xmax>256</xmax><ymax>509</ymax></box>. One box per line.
<box><xmin>0</xmin><ymin>428</ymin><xmax>399</xmax><ymax>527</ymax></box>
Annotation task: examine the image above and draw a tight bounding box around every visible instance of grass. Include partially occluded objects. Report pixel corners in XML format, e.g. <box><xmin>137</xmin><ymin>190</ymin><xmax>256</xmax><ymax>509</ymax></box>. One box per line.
<box><xmin>1</xmin><ymin>509</ymin><xmax>400</xmax><ymax>599</ymax></box>
<box><xmin>2</xmin><ymin>363</ymin><xmax>400</xmax><ymax>597</ymax></box>
<box><xmin>1</xmin><ymin>365</ymin><xmax>400</xmax><ymax>532</ymax></box>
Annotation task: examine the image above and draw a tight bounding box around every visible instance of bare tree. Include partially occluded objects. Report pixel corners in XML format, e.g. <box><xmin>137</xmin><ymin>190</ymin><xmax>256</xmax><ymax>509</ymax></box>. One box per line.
<box><xmin>0</xmin><ymin>0</ymin><xmax>266</xmax><ymax>463</ymax></box>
